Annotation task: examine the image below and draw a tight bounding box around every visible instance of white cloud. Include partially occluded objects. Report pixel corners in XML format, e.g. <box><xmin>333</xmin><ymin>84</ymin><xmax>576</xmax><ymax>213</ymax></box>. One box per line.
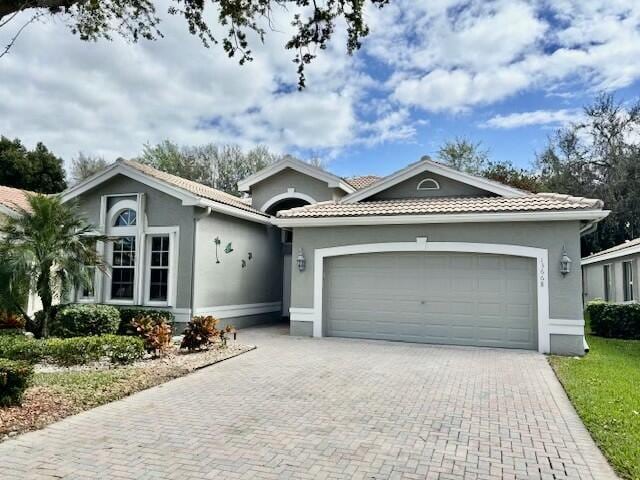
<box><xmin>482</xmin><ymin>109</ymin><xmax>583</xmax><ymax>129</ymax></box>
<box><xmin>366</xmin><ymin>0</ymin><xmax>640</xmax><ymax>113</ymax></box>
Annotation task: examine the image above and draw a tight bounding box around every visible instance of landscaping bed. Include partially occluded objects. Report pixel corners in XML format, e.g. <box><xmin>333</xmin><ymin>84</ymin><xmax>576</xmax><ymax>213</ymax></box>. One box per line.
<box><xmin>1</xmin><ymin>341</ymin><xmax>255</xmax><ymax>440</ymax></box>
<box><xmin>549</xmin><ymin>335</ymin><xmax>640</xmax><ymax>480</ymax></box>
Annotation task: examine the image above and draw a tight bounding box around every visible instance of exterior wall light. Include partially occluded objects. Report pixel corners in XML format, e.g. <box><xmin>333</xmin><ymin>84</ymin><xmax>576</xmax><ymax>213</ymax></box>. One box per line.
<box><xmin>560</xmin><ymin>246</ymin><xmax>572</xmax><ymax>275</ymax></box>
<box><xmin>296</xmin><ymin>249</ymin><xmax>306</xmax><ymax>272</ymax></box>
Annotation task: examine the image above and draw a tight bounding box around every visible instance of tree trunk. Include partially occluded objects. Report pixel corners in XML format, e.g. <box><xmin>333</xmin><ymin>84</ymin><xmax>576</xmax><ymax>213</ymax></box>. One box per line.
<box><xmin>36</xmin><ymin>268</ymin><xmax>52</xmax><ymax>338</ymax></box>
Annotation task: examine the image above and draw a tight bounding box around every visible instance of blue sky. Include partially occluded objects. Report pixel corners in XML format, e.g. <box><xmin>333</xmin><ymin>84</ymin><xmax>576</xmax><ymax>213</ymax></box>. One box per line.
<box><xmin>1</xmin><ymin>0</ymin><xmax>639</xmax><ymax>178</ymax></box>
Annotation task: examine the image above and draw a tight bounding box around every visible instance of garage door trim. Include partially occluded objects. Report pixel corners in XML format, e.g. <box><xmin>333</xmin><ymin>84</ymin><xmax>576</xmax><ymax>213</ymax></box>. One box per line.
<box><xmin>310</xmin><ymin>240</ymin><xmax>551</xmax><ymax>353</ymax></box>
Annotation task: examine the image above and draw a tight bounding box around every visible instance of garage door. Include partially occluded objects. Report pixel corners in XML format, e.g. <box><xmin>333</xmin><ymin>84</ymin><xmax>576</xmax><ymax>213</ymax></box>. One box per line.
<box><xmin>324</xmin><ymin>252</ymin><xmax>537</xmax><ymax>349</ymax></box>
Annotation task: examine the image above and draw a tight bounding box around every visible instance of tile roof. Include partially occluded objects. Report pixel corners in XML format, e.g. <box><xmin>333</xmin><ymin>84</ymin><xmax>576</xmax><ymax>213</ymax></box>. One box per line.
<box><xmin>346</xmin><ymin>175</ymin><xmax>382</xmax><ymax>190</ymax></box>
<box><xmin>277</xmin><ymin>193</ymin><xmax>604</xmax><ymax>218</ymax></box>
<box><xmin>0</xmin><ymin>185</ymin><xmax>35</xmax><ymax>214</ymax></box>
<box><xmin>121</xmin><ymin>159</ymin><xmax>268</xmax><ymax>217</ymax></box>
<box><xmin>582</xmin><ymin>237</ymin><xmax>640</xmax><ymax>261</ymax></box>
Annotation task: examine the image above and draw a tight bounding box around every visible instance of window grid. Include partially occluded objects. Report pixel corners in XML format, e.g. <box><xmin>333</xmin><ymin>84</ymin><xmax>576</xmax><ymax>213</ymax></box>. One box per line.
<box><xmin>111</xmin><ymin>237</ymin><xmax>136</xmax><ymax>300</ymax></box>
<box><xmin>114</xmin><ymin>209</ymin><xmax>137</xmax><ymax>227</ymax></box>
<box><xmin>149</xmin><ymin>236</ymin><xmax>170</xmax><ymax>302</ymax></box>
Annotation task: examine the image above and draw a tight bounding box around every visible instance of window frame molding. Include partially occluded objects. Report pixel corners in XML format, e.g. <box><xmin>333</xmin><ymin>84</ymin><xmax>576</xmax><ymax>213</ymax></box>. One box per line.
<box><xmin>143</xmin><ymin>226</ymin><xmax>180</xmax><ymax>308</ymax></box>
<box><xmin>603</xmin><ymin>263</ymin><xmax>613</xmax><ymax>302</ymax></box>
<box><xmin>416</xmin><ymin>178</ymin><xmax>441</xmax><ymax>191</ymax></box>
<box><xmin>623</xmin><ymin>260</ymin><xmax>635</xmax><ymax>302</ymax></box>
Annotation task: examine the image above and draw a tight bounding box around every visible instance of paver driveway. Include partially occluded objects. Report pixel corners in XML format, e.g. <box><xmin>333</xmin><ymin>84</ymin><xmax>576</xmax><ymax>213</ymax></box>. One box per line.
<box><xmin>1</xmin><ymin>324</ymin><xmax>616</xmax><ymax>480</ymax></box>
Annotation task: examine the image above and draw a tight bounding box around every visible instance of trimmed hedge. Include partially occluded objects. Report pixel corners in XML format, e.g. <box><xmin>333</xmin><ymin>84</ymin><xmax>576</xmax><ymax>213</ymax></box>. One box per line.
<box><xmin>51</xmin><ymin>304</ymin><xmax>120</xmax><ymax>338</ymax></box>
<box><xmin>117</xmin><ymin>307</ymin><xmax>174</xmax><ymax>335</ymax></box>
<box><xmin>0</xmin><ymin>335</ymin><xmax>44</xmax><ymax>363</ymax></box>
<box><xmin>586</xmin><ymin>300</ymin><xmax>640</xmax><ymax>339</ymax></box>
<box><xmin>0</xmin><ymin>358</ymin><xmax>33</xmax><ymax>406</ymax></box>
<box><xmin>0</xmin><ymin>334</ymin><xmax>145</xmax><ymax>366</ymax></box>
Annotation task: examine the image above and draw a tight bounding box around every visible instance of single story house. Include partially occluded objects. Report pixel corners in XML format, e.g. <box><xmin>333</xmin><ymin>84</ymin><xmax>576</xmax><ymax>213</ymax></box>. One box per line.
<box><xmin>581</xmin><ymin>238</ymin><xmax>640</xmax><ymax>304</ymax></box>
<box><xmin>61</xmin><ymin>156</ymin><xmax>609</xmax><ymax>355</ymax></box>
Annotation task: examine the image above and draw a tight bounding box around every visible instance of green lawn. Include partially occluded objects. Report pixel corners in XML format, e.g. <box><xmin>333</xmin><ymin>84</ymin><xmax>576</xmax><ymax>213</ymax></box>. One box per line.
<box><xmin>549</xmin><ymin>335</ymin><xmax>640</xmax><ymax>480</ymax></box>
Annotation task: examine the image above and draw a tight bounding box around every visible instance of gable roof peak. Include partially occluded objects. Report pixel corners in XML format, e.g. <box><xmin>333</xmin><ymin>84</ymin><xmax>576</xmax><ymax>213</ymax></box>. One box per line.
<box><xmin>340</xmin><ymin>155</ymin><xmax>529</xmax><ymax>204</ymax></box>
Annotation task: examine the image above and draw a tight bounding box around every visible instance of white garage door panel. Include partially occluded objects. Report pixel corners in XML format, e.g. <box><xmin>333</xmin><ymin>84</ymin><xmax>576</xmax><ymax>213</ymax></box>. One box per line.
<box><xmin>324</xmin><ymin>252</ymin><xmax>537</xmax><ymax>349</ymax></box>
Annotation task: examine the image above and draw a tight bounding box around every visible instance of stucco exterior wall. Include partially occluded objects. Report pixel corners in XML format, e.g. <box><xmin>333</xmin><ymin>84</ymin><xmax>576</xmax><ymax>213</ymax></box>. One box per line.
<box><xmin>369</xmin><ymin>171</ymin><xmax>494</xmax><ymax>201</ymax></box>
<box><xmin>289</xmin><ymin>221</ymin><xmax>585</xmax><ymax>353</ymax></box>
<box><xmin>582</xmin><ymin>253</ymin><xmax>640</xmax><ymax>303</ymax></box>
<box><xmin>193</xmin><ymin>212</ymin><xmax>282</xmax><ymax>311</ymax></box>
<box><xmin>249</xmin><ymin>168</ymin><xmax>344</xmax><ymax>211</ymax></box>
<box><xmin>75</xmin><ymin>174</ymin><xmax>196</xmax><ymax>310</ymax></box>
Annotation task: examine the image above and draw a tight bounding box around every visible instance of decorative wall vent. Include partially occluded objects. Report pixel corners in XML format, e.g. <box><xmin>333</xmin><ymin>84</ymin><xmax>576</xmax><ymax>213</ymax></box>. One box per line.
<box><xmin>417</xmin><ymin>178</ymin><xmax>440</xmax><ymax>191</ymax></box>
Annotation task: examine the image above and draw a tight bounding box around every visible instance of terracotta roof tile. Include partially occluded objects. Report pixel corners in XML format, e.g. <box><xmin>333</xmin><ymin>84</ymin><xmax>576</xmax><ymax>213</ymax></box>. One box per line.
<box><xmin>121</xmin><ymin>159</ymin><xmax>268</xmax><ymax>217</ymax></box>
<box><xmin>277</xmin><ymin>193</ymin><xmax>603</xmax><ymax>218</ymax></box>
<box><xmin>0</xmin><ymin>185</ymin><xmax>35</xmax><ymax>214</ymax></box>
<box><xmin>346</xmin><ymin>175</ymin><xmax>382</xmax><ymax>189</ymax></box>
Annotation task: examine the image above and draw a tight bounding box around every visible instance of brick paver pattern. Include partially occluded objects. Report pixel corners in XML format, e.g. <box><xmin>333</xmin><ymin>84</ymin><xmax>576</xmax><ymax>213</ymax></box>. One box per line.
<box><xmin>0</xmin><ymin>325</ymin><xmax>617</xmax><ymax>479</ymax></box>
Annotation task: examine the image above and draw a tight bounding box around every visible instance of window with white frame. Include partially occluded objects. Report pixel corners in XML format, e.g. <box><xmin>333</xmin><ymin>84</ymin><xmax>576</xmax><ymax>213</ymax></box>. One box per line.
<box><xmin>623</xmin><ymin>261</ymin><xmax>634</xmax><ymax>302</ymax></box>
<box><xmin>604</xmin><ymin>264</ymin><xmax>613</xmax><ymax>301</ymax></box>
<box><xmin>114</xmin><ymin>208</ymin><xmax>137</xmax><ymax>226</ymax></box>
<box><xmin>148</xmin><ymin>235</ymin><xmax>170</xmax><ymax>302</ymax></box>
<box><xmin>111</xmin><ymin>236</ymin><xmax>136</xmax><ymax>300</ymax></box>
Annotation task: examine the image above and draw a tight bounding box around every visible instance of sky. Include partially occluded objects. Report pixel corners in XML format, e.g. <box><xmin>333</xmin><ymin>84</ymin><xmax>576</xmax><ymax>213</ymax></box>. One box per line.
<box><xmin>1</xmin><ymin>0</ymin><xmax>640</xmax><ymax>178</ymax></box>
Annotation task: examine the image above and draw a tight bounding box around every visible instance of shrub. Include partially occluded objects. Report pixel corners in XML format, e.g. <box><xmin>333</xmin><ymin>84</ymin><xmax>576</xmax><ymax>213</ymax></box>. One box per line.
<box><xmin>44</xmin><ymin>336</ymin><xmax>104</xmax><ymax>366</ymax></box>
<box><xmin>100</xmin><ymin>335</ymin><xmax>145</xmax><ymax>364</ymax></box>
<box><xmin>180</xmin><ymin>316</ymin><xmax>219</xmax><ymax>351</ymax></box>
<box><xmin>0</xmin><ymin>311</ymin><xmax>25</xmax><ymax>330</ymax></box>
<box><xmin>0</xmin><ymin>335</ymin><xmax>44</xmax><ymax>363</ymax></box>
<box><xmin>587</xmin><ymin>300</ymin><xmax>640</xmax><ymax>339</ymax></box>
<box><xmin>0</xmin><ymin>358</ymin><xmax>33</xmax><ymax>406</ymax></box>
<box><xmin>131</xmin><ymin>315</ymin><xmax>172</xmax><ymax>356</ymax></box>
<box><xmin>117</xmin><ymin>308</ymin><xmax>174</xmax><ymax>335</ymax></box>
<box><xmin>51</xmin><ymin>304</ymin><xmax>120</xmax><ymax>338</ymax></box>
<box><xmin>31</xmin><ymin>304</ymin><xmax>67</xmax><ymax>337</ymax></box>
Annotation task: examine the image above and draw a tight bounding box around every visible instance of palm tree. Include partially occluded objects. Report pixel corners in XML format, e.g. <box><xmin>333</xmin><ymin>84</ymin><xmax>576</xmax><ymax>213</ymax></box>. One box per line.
<box><xmin>0</xmin><ymin>194</ymin><xmax>106</xmax><ymax>337</ymax></box>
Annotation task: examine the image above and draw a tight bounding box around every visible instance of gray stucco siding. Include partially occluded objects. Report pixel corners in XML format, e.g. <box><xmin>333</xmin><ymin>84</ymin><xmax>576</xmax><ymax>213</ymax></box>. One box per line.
<box><xmin>75</xmin><ymin>174</ymin><xmax>196</xmax><ymax>310</ymax></box>
<box><xmin>249</xmin><ymin>168</ymin><xmax>343</xmax><ymax>211</ymax></box>
<box><xmin>289</xmin><ymin>221</ymin><xmax>585</xmax><ymax>353</ymax></box>
<box><xmin>193</xmin><ymin>211</ymin><xmax>282</xmax><ymax>310</ymax></box>
<box><xmin>582</xmin><ymin>253</ymin><xmax>640</xmax><ymax>303</ymax></box>
<box><xmin>550</xmin><ymin>334</ymin><xmax>585</xmax><ymax>356</ymax></box>
<box><xmin>369</xmin><ymin>171</ymin><xmax>494</xmax><ymax>200</ymax></box>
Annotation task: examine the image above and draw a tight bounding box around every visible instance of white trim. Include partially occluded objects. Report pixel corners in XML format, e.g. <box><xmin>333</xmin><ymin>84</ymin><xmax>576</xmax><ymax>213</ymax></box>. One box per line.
<box><xmin>416</xmin><ymin>178</ymin><xmax>440</xmax><ymax>191</ymax></box>
<box><xmin>143</xmin><ymin>226</ymin><xmax>180</xmax><ymax>308</ymax></box>
<box><xmin>237</xmin><ymin>157</ymin><xmax>356</xmax><ymax>194</ymax></box>
<box><xmin>302</xmin><ymin>240</ymin><xmax>552</xmax><ymax>353</ymax></box>
<box><xmin>581</xmin><ymin>243</ymin><xmax>640</xmax><ymax>265</ymax></box>
<box><xmin>548</xmin><ymin>319</ymin><xmax>586</xmax><ymax>336</ymax></box>
<box><xmin>193</xmin><ymin>301</ymin><xmax>282</xmax><ymax>319</ymax></box>
<box><xmin>341</xmin><ymin>157</ymin><xmax>527</xmax><ymax>204</ymax></box>
<box><xmin>274</xmin><ymin>209</ymin><xmax>609</xmax><ymax>228</ymax></box>
<box><xmin>61</xmin><ymin>161</ymin><xmax>271</xmax><ymax>225</ymax></box>
<box><xmin>260</xmin><ymin>190</ymin><xmax>317</xmax><ymax>212</ymax></box>
<box><xmin>289</xmin><ymin>307</ymin><xmax>316</xmax><ymax>322</ymax></box>
<box><xmin>0</xmin><ymin>204</ymin><xmax>20</xmax><ymax>219</ymax></box>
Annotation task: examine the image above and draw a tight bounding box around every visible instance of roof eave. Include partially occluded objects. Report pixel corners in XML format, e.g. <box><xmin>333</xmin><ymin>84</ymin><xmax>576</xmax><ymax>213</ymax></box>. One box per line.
<box><xmin>274</xmin><ymin>209</ymin><xmax>610</xmax><ymax>228</ymax></box>
<box><xmin>341</xmin><ymin>157</ymin><xmax>529</xmax><ymax>204</ymax></box>
<box><xmin>581</xmin><ymin>242</ymin><xmax>640</xmax><ymax>265</ymax></box>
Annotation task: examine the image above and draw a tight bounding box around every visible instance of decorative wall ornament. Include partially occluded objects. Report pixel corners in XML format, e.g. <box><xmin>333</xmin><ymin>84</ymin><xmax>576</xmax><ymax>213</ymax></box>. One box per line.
<box><xmin>224</xmin><ymin>242</ymin><xmax>234</xmax><ymax>254</ymax></box>
<box><xmin>214</xmin><ymin>237</ymin><xmax>221</xmax><ymax>264</ymax></box>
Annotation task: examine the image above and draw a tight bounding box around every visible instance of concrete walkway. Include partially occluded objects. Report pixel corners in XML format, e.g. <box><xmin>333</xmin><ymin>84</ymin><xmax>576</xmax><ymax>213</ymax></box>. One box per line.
<box><xmin>1</xmin><ymin>324</ymin><xmax>616</xmax><ymax>479</ymax></box>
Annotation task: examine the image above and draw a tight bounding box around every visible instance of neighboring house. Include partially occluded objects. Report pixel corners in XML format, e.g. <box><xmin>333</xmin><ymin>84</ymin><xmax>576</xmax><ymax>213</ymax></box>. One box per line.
<box><xmin>581</xmin><ymin>238</ymin><xmax>640</xmax><ymax>304</ymax></box>
<box><xmin>62</xmin><ymin>156</ymin><xmax>609</xmax><ymax>355</ymax></box>
<box><xmin>0</xmin><ymin>185</ymin><xmax>44</xmax><ymax>316</ymax></box>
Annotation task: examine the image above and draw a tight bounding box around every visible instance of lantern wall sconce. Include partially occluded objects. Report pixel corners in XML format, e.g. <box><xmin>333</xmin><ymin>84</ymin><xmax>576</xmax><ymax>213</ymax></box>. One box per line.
<box><xmin>560</xmin><ymin>246</ymin><xmax>572</xmax><ymax>275</ymax></box>
<box><xmin>296</xmin><ymin>249</ymin><xmax>306</xmax><ymax>272</ymax></box>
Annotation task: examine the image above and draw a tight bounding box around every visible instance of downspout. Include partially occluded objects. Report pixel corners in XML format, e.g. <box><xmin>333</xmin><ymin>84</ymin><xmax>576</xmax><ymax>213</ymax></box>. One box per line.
<box><xmin>190</xmin><ymin>207</ymin><xmax>212</xmax><ymax>321</ymax></box>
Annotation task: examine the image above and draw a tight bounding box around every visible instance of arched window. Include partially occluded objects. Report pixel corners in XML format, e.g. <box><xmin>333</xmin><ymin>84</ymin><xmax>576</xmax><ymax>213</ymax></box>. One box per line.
<box><xmin>417</xmin><ymin>178</ymin><xmax>440</xmax><ymax>191</ymax></box>
<box><xmin>114</xmin><ymin>208</ymin><xmax>137</xmax><ymax>226</ymax></box>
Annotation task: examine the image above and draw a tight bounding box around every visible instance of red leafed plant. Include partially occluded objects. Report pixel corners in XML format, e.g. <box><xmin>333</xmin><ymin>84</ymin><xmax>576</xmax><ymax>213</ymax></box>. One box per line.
<box><xmin>180</xmin><ymin>316</ymin><xmax>234</xmax><ymax>351</ymax></box>
<box><xmin>131</xmin><ymin>315</ymin><xmax>172</xmax><ymax>356</ymax></box>
<box><xmin>0</xmin><ymin>311</ymin><xmax>25</xmax><ymax>330</ymax></box>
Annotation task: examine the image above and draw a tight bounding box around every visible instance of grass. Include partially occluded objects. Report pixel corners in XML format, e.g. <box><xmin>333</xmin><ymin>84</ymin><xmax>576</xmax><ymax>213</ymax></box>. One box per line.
<box><xmin>549</xmin><ymin>335</ymin><xmax>640</xmax><ymax>480</ymax></box>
